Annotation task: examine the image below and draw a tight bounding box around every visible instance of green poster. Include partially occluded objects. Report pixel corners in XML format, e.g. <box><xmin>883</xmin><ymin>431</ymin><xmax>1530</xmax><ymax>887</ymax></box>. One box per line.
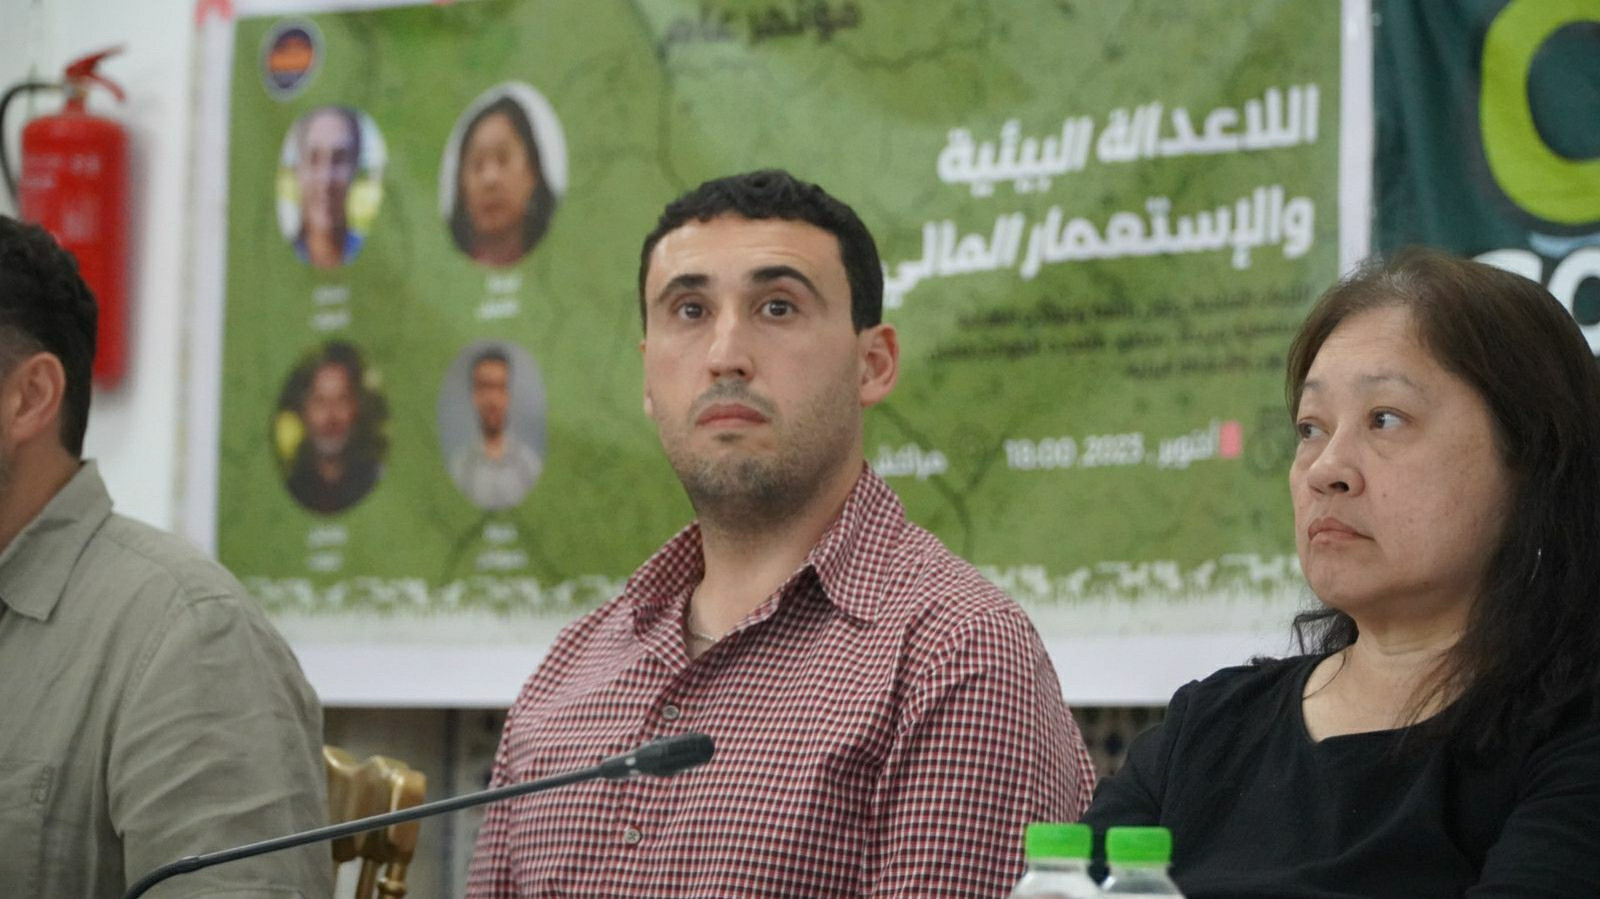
<box><xmin>215</xmin><ymin>0</ymin><xmax>1343</xmax><ymax>658</ymax></box>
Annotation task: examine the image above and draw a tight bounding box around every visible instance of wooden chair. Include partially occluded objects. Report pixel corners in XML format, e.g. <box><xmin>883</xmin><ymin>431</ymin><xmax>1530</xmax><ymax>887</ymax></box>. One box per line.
<box><xmin>324</xmin><ymin>746</ymin><xmax>427</xmax><ymax>899</ymax></box>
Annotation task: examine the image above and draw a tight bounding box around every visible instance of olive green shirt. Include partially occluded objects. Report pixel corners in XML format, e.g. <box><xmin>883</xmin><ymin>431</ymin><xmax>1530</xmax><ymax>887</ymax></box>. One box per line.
<box><xmin>0</xmin><ymin>463</ymin><xmax>332</xmax><ymax>898</ymax></box>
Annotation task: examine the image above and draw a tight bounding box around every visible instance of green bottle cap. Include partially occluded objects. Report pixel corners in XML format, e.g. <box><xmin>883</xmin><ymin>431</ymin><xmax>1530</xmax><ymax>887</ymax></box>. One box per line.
<box><xmin>1105</xmin><ymin>826</ymin><xmax>1173</xmax><ymax>865</ymax></box>
<box><xmin>1024</xmin><ymin>822</ymin><xmax>1092</xmax><ymax>860</ymax></box>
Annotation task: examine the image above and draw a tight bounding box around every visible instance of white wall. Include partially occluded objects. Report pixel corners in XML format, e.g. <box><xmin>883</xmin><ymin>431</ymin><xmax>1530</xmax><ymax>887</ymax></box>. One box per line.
<box><xmin>0</xmin><ymin>0</ymin><xmax>192</xmax><ymax>532</ymax></box>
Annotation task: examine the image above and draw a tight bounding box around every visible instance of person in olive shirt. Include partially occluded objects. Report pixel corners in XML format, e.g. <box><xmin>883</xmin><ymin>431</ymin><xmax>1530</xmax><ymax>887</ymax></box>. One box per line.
<box><xmin>0</xmin><ymin>216</ymin><xmax>331</xmax><ymax>898</ymax></box>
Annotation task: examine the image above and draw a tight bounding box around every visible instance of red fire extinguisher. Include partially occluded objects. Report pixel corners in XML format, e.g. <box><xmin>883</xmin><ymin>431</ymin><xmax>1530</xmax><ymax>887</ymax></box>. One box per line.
<box><xmin>1</xmin><ymin>47</ymin><xmax>130</xmax><ymax>388</ymax></box>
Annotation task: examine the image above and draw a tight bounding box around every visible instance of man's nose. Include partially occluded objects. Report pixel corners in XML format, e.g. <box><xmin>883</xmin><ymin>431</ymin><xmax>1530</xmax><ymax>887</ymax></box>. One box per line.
<box><xmin>307</xmin><ymin>155</ymin><xmax>336</xmax><ymax>181</ymax></box>
<box><xmin>706</xmin><ymin>314</ymin><xmax>753</xmax><ymax>380</ymax></box>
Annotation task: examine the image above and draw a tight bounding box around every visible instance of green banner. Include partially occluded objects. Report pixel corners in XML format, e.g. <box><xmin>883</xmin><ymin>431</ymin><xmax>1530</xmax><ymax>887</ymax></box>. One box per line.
<box><xmin>217</xmin><ymin>0</ymin><xmax>1343</xmax><ymax>646</ymax></box>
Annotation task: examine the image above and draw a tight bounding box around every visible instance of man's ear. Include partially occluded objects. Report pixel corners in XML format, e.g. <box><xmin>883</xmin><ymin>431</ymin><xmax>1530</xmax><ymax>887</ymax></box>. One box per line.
<box><xmin>0</xmin><ymin>352</ymin><xmax>67</xmax><ymax>447</ymax></box>
<box><xmin>857</xmin><ymin>323</ymin><xmax>899</xmax><ymax>408</ymax></box>
<box><xmin>640</xmin><ymin>337</ymin><xmax>654</xmax><ymax>418</ymax></box>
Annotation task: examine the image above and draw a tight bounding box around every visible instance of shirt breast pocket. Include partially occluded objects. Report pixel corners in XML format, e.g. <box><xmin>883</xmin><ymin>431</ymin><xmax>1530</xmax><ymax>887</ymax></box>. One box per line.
<box><xmin>778</xmin><ymin>700</ymin><xmax>894</xmax><ymax>823</ymax></box>
<box><xmin>0</xmin><ymin>758</ymin><xmax>55</xmax><ymax>896</ymax></box>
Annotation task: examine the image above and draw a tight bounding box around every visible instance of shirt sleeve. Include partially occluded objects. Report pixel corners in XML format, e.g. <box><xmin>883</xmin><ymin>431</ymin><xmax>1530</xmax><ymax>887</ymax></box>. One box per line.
<box><xmin>1080</xmin><ymin>682</ymin><xmax>1193</xmax><ymax>833</ymax></box>
<box><xmin>108</xmin><ymin>593</ymin><xmax>331</xmax><ymax>899</ymax></box>
<box><xmin>862</xmin><ymin>608</ymin><xmax>1094</xmax><ymax>898</ymax></box>
<box><xmin>464</xmin><ymin>699</ymin><xmax>522</xmax><ymax>898</ymax></box>
<box><xmin>1467</xmin><ymin>714</ymin><xmax>1600</xmax><ymax>897</ymax></box>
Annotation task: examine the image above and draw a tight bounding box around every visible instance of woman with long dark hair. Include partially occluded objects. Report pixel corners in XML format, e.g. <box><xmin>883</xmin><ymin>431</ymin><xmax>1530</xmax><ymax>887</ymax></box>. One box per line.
<box><xmin>276</xmin><ymin>340</ymin><xmax>388</xmax><ymax>514</ymax></box>
<box><xmin>449</xmin><ymin>96</ymin><xmax>556</xmax><ymax>267</ymax></box>
<box><xmin>1084</xmin><ymin>250</ymin><xmax>1600</xmax><ymax>896</ymax></box>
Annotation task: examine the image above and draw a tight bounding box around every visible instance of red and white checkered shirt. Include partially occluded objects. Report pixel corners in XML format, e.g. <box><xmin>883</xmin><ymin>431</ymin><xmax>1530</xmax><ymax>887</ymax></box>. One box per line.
<box><xmin>466</xmin><ymin>467</ymin><xmax>1095</xmax><ymax>897</ymax></box>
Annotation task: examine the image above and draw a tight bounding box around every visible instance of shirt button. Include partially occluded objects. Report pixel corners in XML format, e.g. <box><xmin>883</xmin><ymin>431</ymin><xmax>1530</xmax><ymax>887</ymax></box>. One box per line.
<box><xmin>622</xmin><ymin>826</ymin><xmax>643</xmax><ymax>846</ymax></box>
<box><xmin>661</xmin><ymin>704</ymin><xmax>681</xmax><ymax>721</ymax></box>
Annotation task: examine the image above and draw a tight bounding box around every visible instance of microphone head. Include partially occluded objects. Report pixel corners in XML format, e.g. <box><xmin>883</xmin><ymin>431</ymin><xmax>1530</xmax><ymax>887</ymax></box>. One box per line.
<box><xmin>600</xmin><ymin>732</ymin><xmax>716</xmax><ymax>779</ymax></box>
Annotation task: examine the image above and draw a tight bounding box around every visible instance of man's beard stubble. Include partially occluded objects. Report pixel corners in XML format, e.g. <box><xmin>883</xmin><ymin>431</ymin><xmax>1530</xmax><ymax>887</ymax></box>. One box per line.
<box><xmin>478</xmin><ymin>412</ymin><xmax>505</xmax><ymax>441</ymax></box>
<box><xmin>662</xmin><ymin>378</ymin><xmax>859</xmax><ymax>533</ymax></box>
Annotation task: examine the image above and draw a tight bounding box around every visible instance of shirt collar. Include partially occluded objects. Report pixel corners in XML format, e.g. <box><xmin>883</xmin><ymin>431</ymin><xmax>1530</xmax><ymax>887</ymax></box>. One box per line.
<box><xmin>624</xmin><ymin>465</ymin><xmax>907</xmax><ymax>629</ymax></box>
<box><xmin>625</xmin><ymin>520</ymin><xmax>706</xmax><ymax>630</ymax></box>
<box><xmin>0</xmin><ymin>461</ymin><xmax>113</xmax><ymax>621</ymax></box>
<box><xmin>805</xmin><ymin>465</ymin><xmax>904</xmax><ymax>624</ymax></box>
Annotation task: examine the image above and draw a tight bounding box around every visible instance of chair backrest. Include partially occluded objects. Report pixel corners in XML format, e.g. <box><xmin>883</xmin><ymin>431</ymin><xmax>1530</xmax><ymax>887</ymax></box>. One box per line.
<box><xmin>324</xmin><ymin>746</ymin><xmax>427</xmax><ymax>899</ymax></box>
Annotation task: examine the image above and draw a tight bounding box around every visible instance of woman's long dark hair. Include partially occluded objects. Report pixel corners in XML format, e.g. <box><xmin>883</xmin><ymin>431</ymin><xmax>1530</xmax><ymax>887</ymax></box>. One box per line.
<box><xmin>448</xmin><ymin>96</ymin><xmax>557</xmax><ymax>260</ymax></box>
<box><xmin>1284</xmin><ymin>248</ymin><xmax>1600</xmax><ymax>757</ymax></box>
<box><xmin>275</xmin><ymin>339</ymin><xmax>389</xmax><ymax>471</ymax></box>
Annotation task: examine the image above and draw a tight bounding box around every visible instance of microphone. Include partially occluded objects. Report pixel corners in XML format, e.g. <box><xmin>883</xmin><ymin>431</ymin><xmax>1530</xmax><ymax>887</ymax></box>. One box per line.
<box><xmin>597</xmin><ymin>729</ymin><xmax>715</xmax><ymax>779</ymax></box>
<box><xmin>121</xmin><ymin>732</ymin><xmax>715</xmax><ymax>899</ymax></box>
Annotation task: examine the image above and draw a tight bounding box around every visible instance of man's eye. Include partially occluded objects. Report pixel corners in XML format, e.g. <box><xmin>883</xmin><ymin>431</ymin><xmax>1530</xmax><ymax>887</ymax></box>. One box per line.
<box><xmin>763</xmin><ymin>298</ymin><xmax>794</xmax><ymax>317</ymax></box>
<box><xmin>676</xmin><ymin>302</ymin><xmax>704</xmax><ymax>319</ymax></box>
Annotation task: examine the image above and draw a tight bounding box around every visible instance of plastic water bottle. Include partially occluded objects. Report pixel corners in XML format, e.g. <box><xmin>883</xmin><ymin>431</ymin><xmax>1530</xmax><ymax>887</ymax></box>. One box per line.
<box><xmin>1100</xmin><ymin>826</ymin><xmax>1183</xmax><ymax>896</ymax></box>
<box><xmin>1008</xmin><ymin>822</ymin><xmax>1100</xmax><ymax>898</ymax></box>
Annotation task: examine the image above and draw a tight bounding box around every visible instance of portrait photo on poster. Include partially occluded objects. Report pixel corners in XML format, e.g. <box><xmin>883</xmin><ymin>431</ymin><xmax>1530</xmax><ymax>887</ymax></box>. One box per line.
<box><xmin>438</xmin><ymin>82</ymin><xmax>568</xmax><ymax>268</ymax></box>
<box><xmin>272</xmin><ymin>340</ymin><xmax>389</xmax><ymax>515</ymax></box>
<box><xmin>438</xmin><ymin>340</ymin><xmax>548</xmax><ymax>511</ymax></box>
<box><xmin>276</xmin><ymin>105</ymin><xmax>388</xmax><ymax>269</ymax></box>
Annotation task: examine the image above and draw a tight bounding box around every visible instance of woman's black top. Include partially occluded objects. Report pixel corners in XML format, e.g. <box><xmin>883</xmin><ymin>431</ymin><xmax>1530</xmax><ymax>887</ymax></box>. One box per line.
<box><xmin>1082</xmin><ymin>654</ymin><xmax>1600</xmax><ymax>897</ymax></box>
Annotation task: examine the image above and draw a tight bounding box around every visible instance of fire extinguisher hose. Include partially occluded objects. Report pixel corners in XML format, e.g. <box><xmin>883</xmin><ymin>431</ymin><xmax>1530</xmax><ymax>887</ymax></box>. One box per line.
<box><xmin>0</xmin><ymin>81</ymin><xmax>62</xmax><ymax>207</ymax></box>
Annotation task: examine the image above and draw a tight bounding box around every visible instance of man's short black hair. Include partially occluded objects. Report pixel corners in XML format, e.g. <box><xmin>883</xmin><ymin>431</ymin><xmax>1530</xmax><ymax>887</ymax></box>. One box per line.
<box><xmin>470</xmin><ymin>345</ymin><xmax>511</xmax><ymax>376</ymax></box>
<box><xmin>0</xmin><ymin>216</ymin><xmax>98</xmax><ymax>456</ymax></box>
<box><xmin>637</xmin><ymin>169</ymin><xmax>883</xmax><ymax>331</ymax></box>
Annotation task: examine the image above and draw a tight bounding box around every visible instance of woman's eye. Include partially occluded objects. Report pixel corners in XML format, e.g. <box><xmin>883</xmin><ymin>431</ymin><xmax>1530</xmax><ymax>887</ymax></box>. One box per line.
<box><xmin>1372</xmin><ymin>410</ymin><xmax>1402</xmax><ymax>429</ymax></box>
<box><xmin>1295</xmin><ymin>420</ymin><xmax>1323</xmax><ymax>440</ymax></box>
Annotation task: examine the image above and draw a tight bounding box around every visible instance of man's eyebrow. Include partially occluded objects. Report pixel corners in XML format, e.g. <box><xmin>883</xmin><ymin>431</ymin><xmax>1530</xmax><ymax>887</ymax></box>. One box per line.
<box><xmin>749</xmin><ymin>265</ymin><xmax>825</xmax><ymax>304</ymax></box>
<box><xmin>650</xmin><ymin>273</ymin><xmax>709</xmax><ymax>309</ymax></box>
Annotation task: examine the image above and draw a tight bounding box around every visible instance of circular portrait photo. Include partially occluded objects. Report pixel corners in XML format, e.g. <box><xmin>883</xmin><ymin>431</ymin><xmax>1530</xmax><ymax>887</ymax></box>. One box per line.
<box><xmin>273</xmin><ymin>340</ymin><xmax>389</xmax><ymax>515</ymax></box>
<box><xmin>437</xmin><ymin>341</ymin><xmax>547</xmax><ymax>511</ymax></box>
<box><xmin>276</xmin><ymin>105</ymin><xmax>387</xmax><ymax>269</ymax></box>
<box><xmin>438</xmin><ymin>82</ymin><xmax>568</xmax><ymax>268</ymax></box>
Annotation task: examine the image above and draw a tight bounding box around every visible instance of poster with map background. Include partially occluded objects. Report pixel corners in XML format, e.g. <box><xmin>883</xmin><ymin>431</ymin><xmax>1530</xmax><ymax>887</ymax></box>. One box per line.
<box><xmin>194</xmin><ymin>0</ymin><xmax>1357</xmax><ymax>703</ymax></box>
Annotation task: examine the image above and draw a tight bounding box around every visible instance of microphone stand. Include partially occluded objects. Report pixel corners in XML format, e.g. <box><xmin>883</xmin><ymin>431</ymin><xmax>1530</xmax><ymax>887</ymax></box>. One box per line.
<box><xmin>122</xmin><ymin>732</ymin><xmax>714</xmax><ymax>899</ymax></box>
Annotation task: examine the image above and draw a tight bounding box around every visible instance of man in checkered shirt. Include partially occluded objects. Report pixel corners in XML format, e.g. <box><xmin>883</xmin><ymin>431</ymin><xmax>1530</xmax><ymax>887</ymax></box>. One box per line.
<box><xmin>466</xmin><ymin>169</ymin><xmax>1095</xmax><ymax>897</ymax></box>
